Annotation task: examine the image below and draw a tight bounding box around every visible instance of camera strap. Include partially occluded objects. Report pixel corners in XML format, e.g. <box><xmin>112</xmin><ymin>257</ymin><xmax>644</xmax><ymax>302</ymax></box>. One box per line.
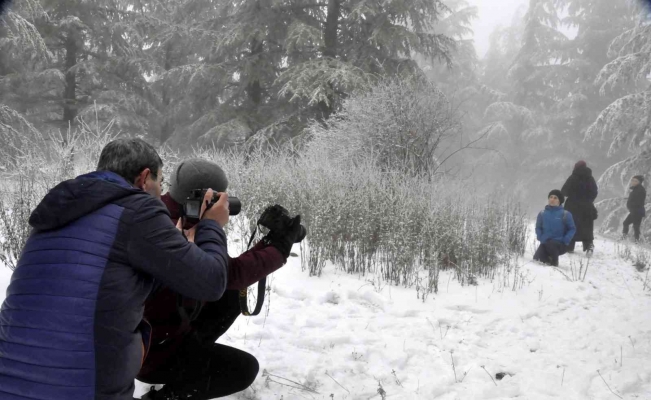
<box><xmin>239</xmin><ymin>226</ymin><xmax>266</xmax><ymax>316</ymax></box>
<box><xmin>239</xmin><ymin>276</ymin><xmax>266</xmax><ymax>316</ymax></box>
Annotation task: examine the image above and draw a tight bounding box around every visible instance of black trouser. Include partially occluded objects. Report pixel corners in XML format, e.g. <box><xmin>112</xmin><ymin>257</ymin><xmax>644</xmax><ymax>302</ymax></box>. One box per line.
<box><xmin>140</xmin><ymin>291</ymin><xmax>258</xmax><ymax>399</ymax></box>
<box><xmin>623</xmin><ymin>213</ymin><xmax>644</xmax><ymax>241</ymax></box>
<box><xmin>534</xmin><ymin>240</ymin><xmax>566</xmax><ymax>267</ymax></box>
<box><xmin>567</xmin><ymin>240</ymin><xmax>593</xmax><ymax>252</ymax></box>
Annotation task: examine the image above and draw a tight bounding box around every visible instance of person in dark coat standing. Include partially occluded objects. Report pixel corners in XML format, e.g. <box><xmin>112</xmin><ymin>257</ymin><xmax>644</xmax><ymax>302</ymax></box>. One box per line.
<box><xmin>534</xmin><ymin>190</ymin><xmax>577</xmax><ymax>267</ymax></box>
<box><xmin>561</xmin><ymin>160</ymin><xmax>598</xmax><ymax>254</ymax></box>
<box><xmin>623</xmin><ymin>175</ymin><xmax>647</xmax><ymax>242</ymax></box>
<box><xmin>0</xmin><ymin>139</ymin><xmax>231</xmax><ymax>400</ymax></box>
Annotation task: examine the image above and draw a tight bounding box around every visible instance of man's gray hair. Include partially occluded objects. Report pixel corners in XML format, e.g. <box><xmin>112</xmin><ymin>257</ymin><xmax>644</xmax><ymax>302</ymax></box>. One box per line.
<box><xmin>96</xmin><ymin>138</ymin><xmax>163</xmax><ymax>183</ymax></box>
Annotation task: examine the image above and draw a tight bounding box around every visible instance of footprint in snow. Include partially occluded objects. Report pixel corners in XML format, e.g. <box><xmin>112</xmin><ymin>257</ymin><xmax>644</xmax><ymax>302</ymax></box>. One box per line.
<box><xmin>446</xmin><ymin>304</ymin><xmax>490</xmax><ymax>314</ymax></box>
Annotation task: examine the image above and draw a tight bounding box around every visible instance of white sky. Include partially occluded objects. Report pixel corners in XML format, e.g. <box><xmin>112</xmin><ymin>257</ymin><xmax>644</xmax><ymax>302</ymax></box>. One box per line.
<box><xmin>467</xmin><ymin>0</ymin><xmax>529</xmax><ymax>58</ymax></box>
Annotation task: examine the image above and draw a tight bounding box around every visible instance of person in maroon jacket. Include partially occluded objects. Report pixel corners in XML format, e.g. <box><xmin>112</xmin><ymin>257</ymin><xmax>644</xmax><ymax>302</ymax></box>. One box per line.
<box><xmin>138</xmin><ymin>159</ymin><xmax>303</xmax><ymax>400</ymax></box>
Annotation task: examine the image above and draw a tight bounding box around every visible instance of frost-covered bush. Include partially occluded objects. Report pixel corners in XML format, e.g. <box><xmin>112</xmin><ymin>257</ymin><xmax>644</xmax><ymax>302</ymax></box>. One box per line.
<box><xmin>305</xmin><ymin>77</ymin><xmax>463</xmax><ymax>178</ymax></box>
<box><xmin>196</xmin><ymin>143</ymin><xmax>529</xmax><ymax>294</ymax></box>
<box><xmin>0</xmin><ymin>117</ymin><xmax>176</xmax><ymax>269</ymax></box>
<box><xmin>0</xmin><ymin>121</ymin><xmax>528</xmax><ymax>297</ymax></box>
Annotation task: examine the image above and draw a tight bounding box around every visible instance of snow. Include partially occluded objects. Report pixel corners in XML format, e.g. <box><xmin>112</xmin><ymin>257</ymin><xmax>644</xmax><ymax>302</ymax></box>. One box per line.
<box><xmin>0</xmin><ymin>264</ymin><xmax>10</xmax><ymax>305</ymax></box>
<box><xmin>2</xmin><ymin>228</ymin><xmax>651</xmax><ymax>399</ymax></box>
<box><xmin>188</xmin><ymin>231</ymin><xmax>651</xmax><ymax>400</ymax></box>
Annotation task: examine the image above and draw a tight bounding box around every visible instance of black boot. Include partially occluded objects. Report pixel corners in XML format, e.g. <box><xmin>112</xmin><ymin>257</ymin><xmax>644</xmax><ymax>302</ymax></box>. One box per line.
<box><xmin>585</xmin><ymin>241</ymin><xmax>594</xmax><ymax>257</ymax></box>
<box><xmin>567</xmin><ymin>241</ymin><xmax>576</xmax><ymax>253</ymax></box>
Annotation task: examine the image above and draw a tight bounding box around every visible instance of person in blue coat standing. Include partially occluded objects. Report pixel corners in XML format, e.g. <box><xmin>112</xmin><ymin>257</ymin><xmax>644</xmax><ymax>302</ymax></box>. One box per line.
<box><xmin>534</xmin><ymin>190</ymin><xmax>577</xmax><ymax>266</ymax></box>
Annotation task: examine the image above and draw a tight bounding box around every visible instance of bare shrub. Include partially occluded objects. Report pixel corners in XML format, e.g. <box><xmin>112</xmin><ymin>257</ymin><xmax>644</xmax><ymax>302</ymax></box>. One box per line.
<box><xmin>305</xmin><ymin>77</ymin><xmax>471</xmax><ymax>178</ymax></box>
<box><xmin>0</xmin><ymin>107</ymin><xmax>527</xmax><ymax>298</ymax></box>
<box><xmin>616</xmin><ymin>241</ymin><xmax>651</xmax><ymax>274</ymax></box>
<box><xmin>0</xmin><ymin>177</ymin><xmax>40</xmax><ymax>269</ymax></box>
<box><xmin>0</xmin><ymin>114</ymin><xmax>173</xmax><ymax>270</ymax></box>
<box><xmin>195</xmin><ymin>142</ymin><xmax>528</xmax><ymax>295</ymax></box>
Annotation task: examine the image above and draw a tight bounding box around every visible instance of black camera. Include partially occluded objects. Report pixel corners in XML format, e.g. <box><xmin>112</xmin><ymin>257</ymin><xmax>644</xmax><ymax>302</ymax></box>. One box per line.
<box><xmin>183</xmin><ymin>189</ymin><xmax>241</xmax><ymax>219</ymax></box>
<box><xmin>258</xmin><ymin>204</ymin><xmax>307</xmax><ymax>243</ymax></box>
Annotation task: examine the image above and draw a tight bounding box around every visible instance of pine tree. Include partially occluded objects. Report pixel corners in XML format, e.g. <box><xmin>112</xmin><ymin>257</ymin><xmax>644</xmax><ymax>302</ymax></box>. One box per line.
<box><xmin>0</xmin><ymin>0</ymin><xmax>52</xmax><ymax>128</ymax></box>
<box><xmin>474</xmin><ymin>0</ymin><xmax>639</xmax><ymax>206</ymax></box>
<box><xmin>152</xmin><ymin>0</ymin><xmax>456</xmax><ymax>150</ymax></box>
<box><xmin>143</xmin><ymin>0</ymin><xmax>308</xmax><ymax>148</ymax></box>
<box><xmin>477</xmin><ymin>0</ymin><xmax>569</xmax><ymax>203</ymax></box>
<box><xmin>1</xmin><ymin>0</ymin><xmax>156</xmax><ymax>135</ymax></box>
<box><xmin>277</xmin><ymin>0</ymin><xmax>455</xmax><ymax>117</ymax></box>
<box><xmin>587</xmin><ymin>11</ymin><xmax>651</xmax><ymax>188</ymax></box>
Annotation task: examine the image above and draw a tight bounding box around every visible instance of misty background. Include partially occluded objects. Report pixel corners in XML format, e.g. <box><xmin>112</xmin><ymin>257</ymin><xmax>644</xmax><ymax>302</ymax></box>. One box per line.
<box><xmin>1</xmin><ymin>0</ymin><xmax>650</xmax><ymax>237</ymax></box>
<box><xmin>469</xmin><ymin>0</ymin><xmax>528</xmax><ymax>57</ymax></box>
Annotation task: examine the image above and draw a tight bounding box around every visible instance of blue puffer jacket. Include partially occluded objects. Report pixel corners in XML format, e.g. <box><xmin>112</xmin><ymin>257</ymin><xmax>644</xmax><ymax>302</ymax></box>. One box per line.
<box><xmin>0</xmin><ymin>171</ymin><xmax>228</xmax><ymax>400</ymax></box>
<box><xmin>536</xmin><ymin>205</ymin><xmax>576</xmax><ymax>245</ymax></box>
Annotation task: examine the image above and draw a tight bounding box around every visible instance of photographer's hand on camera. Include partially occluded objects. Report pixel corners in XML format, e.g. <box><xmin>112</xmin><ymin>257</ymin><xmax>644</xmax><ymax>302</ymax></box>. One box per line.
<box><xmin>263</xmin><ymin>215</ymin><xmax>304</xmax><ymax>259</ymax></box>
<box><xmin>202</xmin><ymin>189</ymin><xmax>230</xmax><ymax>228</ymax></box>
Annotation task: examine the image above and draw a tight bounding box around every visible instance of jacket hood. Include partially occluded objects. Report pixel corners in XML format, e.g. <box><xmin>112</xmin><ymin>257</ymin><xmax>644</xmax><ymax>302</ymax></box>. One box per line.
<box><xmin>572</xmin><ymin>165</ymin><xmax>592</xmax><ymax>177</ymax></box>
<box><xmin>29</xmin><ymin>171</ymin><xmax>141</xmax><ymax>231</ymax></box>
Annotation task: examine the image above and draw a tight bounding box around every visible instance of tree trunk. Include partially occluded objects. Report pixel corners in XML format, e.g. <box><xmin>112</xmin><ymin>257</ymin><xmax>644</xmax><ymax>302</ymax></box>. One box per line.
<box><xmin>318</xmin><ymin>0</ymin><xmax>340</xmax><ymax>119</ymax></box>
<box><xmin>160</xmin><ymin>43</ymin><xmax>174</xmax><ymax>144</ymax></box>
<box><xmin>245</xmin><ymin>38</ymin><xmax>264</xmax><ymax>107</ymax></box>
<box><xmin>323</xmin><ymin>0</ymin><xmax>340</xmax><ymax>58</ymax></box>
<box><xmin>63</xmin><ymin>33</ymin><xmax>78</xmax><ymax>127</ymax></box>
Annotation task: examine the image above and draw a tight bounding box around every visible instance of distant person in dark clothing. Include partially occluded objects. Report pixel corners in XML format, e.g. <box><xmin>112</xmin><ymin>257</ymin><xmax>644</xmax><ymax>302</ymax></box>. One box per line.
<box><xmin>623</xmin><ymin>175</ymin><xmax>647</xmax><ymax>242</ymax></box>
<box><xmin>561</xmin><ymin>160</ymin><xmax>598</xmax><ymax>254</ymax></box>
<box><xmin>534</xmin><ymin>190</ymin><xmax>576</xmax><ymax>267</ymax></box>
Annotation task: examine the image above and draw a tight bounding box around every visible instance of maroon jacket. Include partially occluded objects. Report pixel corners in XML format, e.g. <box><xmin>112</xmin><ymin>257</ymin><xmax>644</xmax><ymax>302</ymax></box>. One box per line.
<box><xmin>138</xmin><ymin>193</ymin><xmax>285</xmax><ymax>377</ymax></box>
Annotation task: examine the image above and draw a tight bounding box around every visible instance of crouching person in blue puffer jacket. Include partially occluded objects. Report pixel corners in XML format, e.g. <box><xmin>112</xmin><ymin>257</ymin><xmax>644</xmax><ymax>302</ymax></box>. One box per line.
<box><xmin>0</xmin><ymin>138</ymin><xmax>230</xmax><ymax>400</ymax></box>
<box><xmin>534</xmin><ymin>190</ymin><xmax>577</xmax><ymax>267</ymax></box>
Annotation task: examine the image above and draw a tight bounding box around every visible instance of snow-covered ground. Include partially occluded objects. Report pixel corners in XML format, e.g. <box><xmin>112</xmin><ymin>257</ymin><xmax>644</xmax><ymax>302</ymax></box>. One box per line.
<box><xmin>2</xmin><ymin>230</ymin><xmax>651</xmax><ymax>399</ymax></box>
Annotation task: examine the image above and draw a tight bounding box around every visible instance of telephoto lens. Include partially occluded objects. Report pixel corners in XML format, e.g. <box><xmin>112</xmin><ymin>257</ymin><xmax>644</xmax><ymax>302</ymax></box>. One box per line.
<box><xmin>183</xmin><ymin>189</ymin><xmax>242</xmax><ymax>219</ymax></box>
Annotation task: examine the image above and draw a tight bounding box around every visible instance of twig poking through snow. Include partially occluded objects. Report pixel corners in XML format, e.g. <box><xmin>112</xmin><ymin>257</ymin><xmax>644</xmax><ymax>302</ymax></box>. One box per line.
<box><xmin>459</xmin><ymin>367</ymin><xmax>472</xmax><ymax>383</ymax></box>
<box><xmin>450</xmin><ymin>352</ymin><xmax>458</xmax><ymax>383</ymax></box>
<box><xmin>628</xmin><ymin>336</ymin><xmax>635</xmax><ymax>349</ymax></box>
<box><xmin>561</xmin><ymin>368</ymin><xmax>565</xmax><ymax>386</ymax></box>
<box><xmin>426</xmin><ymin>317</ymin><xmax>436</xmax><ymax>333</ymax></box>
<box><xmin>438</xmin><ymin>321</ymin><xmax>450</xmax><ymax>339</ymax></box>
<box><xmin>480</xmin><ymin>365</ymin><xmax>497</xmax><ymax>386</ymax></box>
<box><xmin>377</xmin><ymin>382</ymin><xmax>387</xmax><ymax>400</ymax></box>
<box><xmin>391</xmin><ymin>369</ymin><xmax>403</xmax><ymax>387</ymax></box>
<box><xmin>264</xmin><ymin>376</ymin><xmax>316</xmax><ymax>396</ymax></box>
<box><xmin>325</xmin><ymin>371</ymin><xmax>350</xmax><ymax>393</ymax></box>
<box><xmin>582</xmin><ymin>258</ymin><xmax>590</xmax><ymax>281</ymax></box>
<box><xmin>552</xmin><ymin>267</ymin><xmax>572</xmax><ymax>282</ymax></box>
<box><xmin>621</xmin><ymin>275</ymin><xmax>635</xmax><ymax>299</ymax></box>
<box><xmin>262</xmin><ymin>370</ymin><xmax>320</xmax><ymax>394</ymax></box>
<box><xmin>597</xmin><ymin>370</ymin><xmax>623</xmax><ymax>399</ymax></box>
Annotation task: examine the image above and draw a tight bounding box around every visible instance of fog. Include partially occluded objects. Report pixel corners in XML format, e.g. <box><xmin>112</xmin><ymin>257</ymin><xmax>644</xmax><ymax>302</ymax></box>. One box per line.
<box><xmin>468</xmin><ymin>0</ymin><xmax>529</xmax><ymax>57</ymax></box>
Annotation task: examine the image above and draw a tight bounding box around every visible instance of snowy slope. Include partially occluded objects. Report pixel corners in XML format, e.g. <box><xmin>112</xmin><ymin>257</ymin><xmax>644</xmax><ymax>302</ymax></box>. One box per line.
<box><xmin>1</xmin><ymin>230</ymin><xmax>650</xmax><ymax>400</ymax></box>
<box><xmin>141</xmin><ymin>231</ymin><xmax>651</xmax><ymax>400</ymax></box>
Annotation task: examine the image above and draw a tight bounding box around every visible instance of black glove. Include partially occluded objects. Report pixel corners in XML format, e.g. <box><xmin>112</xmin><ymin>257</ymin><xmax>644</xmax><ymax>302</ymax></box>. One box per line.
<box><xmin>263</xmin><ymin>215</ymin><xmax>303</xmax><ymax>258</ymax></box>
